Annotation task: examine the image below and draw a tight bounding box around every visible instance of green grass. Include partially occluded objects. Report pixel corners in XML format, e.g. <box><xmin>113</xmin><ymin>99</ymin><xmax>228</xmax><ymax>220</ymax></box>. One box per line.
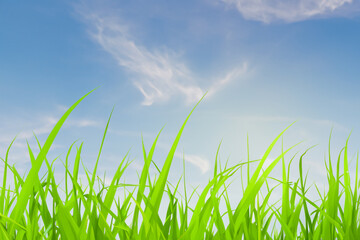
<box><xmin>1</xmin><ymin>89</ymin><xmax>360</xmax><ymax>239</ymax></box>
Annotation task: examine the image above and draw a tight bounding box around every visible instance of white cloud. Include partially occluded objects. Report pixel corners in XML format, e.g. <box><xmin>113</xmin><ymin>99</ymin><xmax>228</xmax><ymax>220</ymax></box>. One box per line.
<box><xmin>67</xmin><ymin>119</ymin><xmax>99</xmax><ymax>128</ymax></box>
<box><xmin>16</xmin><ymin>117</ymin><xmax>99</xmax><ymax>141</ymax></box>
<box><xmin>0</xmin><ymin>116</ymin><xmax>58</xmax><ymax>143</ymax></box>
<box><xmin>220</xmin><ymin>0</ymin><xmax>353</xmax><ymax>23</ymax></box>
<box><xmin>175</xmin><ymin>152</ymin><xmax>210</xmax><ymax>174</ymax></box>
<box><xmin>77</xmin><ymin>4</ymin><xmax>248</xmax><ymax>105</ymax></box>
<box><xmin>207</xmin><ymin>62</ymin><xmax>248</xmax><ymax>98</ymax></box>
<box><xmin>0</xmin><ymin>115</ymin><xmax>99</xmax><ymax>146</ymax></box>
<box><xmin>82</xmin><ymin>13</ymin><xmax>203</xmax><ymax>106</ymax></box>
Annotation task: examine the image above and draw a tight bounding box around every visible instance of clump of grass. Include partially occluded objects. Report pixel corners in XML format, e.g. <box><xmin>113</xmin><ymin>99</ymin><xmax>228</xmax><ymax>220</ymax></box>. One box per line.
<box><xmin>1</xmin><ymin>90</ymin><xmax>360</xmax><ymax>239</ymax></box>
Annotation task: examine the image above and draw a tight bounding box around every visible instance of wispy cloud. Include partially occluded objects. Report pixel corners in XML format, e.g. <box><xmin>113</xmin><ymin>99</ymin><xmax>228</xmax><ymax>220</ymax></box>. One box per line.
<box><xmin>17</xmin><ymin>118</ymin><xmax>99</xmax><ymax>140</ymax></box>
<box><xmin>0</xmin><ymin>117</ymin><xmax>57</xmax><ymax>144</ymax></box>
<box><xmin>67</xmin><ymin>119</ymin><xmax>99</xmax><ymax>128</ymax></box>
<box><xmin>220</xmin><ymin>0</ymin><xmax>353</xmax><ymax>23</ymax></box>
<box><xmin>207</xmin><ymin>62</ymin><xmax>248</xmax><ymax>98</ymax></box>
<box><xmin>77</xmin><ymin>3</ymin><xmax>248</xmax><ymax>105</ymax></box>
<box><xmin>175</xmin><ymin>152</ymin><xmax>210</xmax><ymax>174</ymax></box>
<box><xmin>0</xmin><ymin>115</ymin><xmax>99</xmax><ymax>145</ymax></box>
<box><xmin>17</xmin><ymin>117</ymin><xmax>58</xmax><ymax>140</ymax></box>
<box><xmin>0</xmin><ymin>113</ymin><xmax>100</xmax><ymax>169</ymax></box>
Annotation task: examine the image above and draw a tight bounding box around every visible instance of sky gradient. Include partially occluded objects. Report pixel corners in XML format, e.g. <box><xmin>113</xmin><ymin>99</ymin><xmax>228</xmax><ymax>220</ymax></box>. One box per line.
<box><xmin>1</xmin><ymin>0</ymin><xmax>360</xmax><ymax>204</ymax></box>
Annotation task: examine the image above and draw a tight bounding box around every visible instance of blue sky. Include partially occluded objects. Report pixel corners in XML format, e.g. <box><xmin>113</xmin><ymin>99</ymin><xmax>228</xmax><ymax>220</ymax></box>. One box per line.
<box><xmin>1</xmin><ymin>0</ymin><xmax>360</xmax><ymax>203</ymax></box>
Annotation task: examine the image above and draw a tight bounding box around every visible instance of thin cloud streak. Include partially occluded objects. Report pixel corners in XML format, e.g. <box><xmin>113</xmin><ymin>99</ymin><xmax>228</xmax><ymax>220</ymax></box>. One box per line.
<box><xmin>78</xmin><ymin>5</ymin><xmax>248</xmax><ymax>105</ymax></box>
<box><xmin>175</xmin><ymin>152</ymin><xmax>210</xmax><ymax>174</ymax></box>
<box><xmin>68</xmin><ymin>119</ymin><xmax>99</xmax><ymax>128</ymax></box>
<box><xmin>0</xmin><ymin>116</ymin><xmax>99</xmax><ymax>144</ymax></box>
<box><xmin>220</xmin><ymin>0</ymin><xmax>353</xmax><ymax>23</ymax></box>
<box><xmin>207</xmin><ymin>62</ymin><xmax>248</xmax><ymax>98</ymax></box>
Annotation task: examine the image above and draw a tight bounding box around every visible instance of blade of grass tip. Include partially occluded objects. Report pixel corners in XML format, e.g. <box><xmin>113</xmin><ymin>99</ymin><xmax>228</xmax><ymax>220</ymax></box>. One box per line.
<box><xmin>145</xmin><ymin>93</ymin><xmax>207</xmax><ymax>222</ymax></box>
<box><xmin>343</xmin><ymin>132</ymin><xmax>352</xmax><ymax>234</ymax></box>
<box><xmin>163</xmin><ymin>185</ymin><xmax>179</xmax><ymax>239</ymax></box>
<box><xmin>214</xmin><ymin>140</ymin><xmax>223</xmax><ymax>185</ymax></box>
<box><xmin>72</xmin><ymin>142</ymin><xmax>84</xmax><ymax>226</ymax></box>
<box><xmin>133</xmin><ymin>127</ymin><xmax>164</xmax><ymax>233</ymax></box>
<box><xmin>65</xmin><ymin>140</ymin><xmax>78</xmax><ymax>201</ymax></box>
<box><xmin>8</xmin><ymin>88</ymin><xmax>96</xmax><ymax>236</ymax></box>
<box><xmin>281</xmin><ymin>136</ymin><xmax>290</xmax><ymax>231</ymax></box>
<box><xmin>103</xmin><ymin>150</ymin><xmax>131</xmax><ymax>203</ymax></box>
<box><xmin>252</xmin><ymin>121</ymin><xmax>297</xmax><ymax>187</ymax></box>
<box><xmin>239</xmin><ymin>134</ymin><xmax>250</xmax><ymax>196</ymax></box>
<box><xmin>287</xmin><ymin>152</ymin><xmax>299</xmax><ymax>204</ymax></box>
<box><xmin>247</xmin><ymin>132</ymin><xmax>296</xmax><ymax>238</ymax></box>
<box><xmin>5</xmin><ymin>162</ymin><xmax>24</xmax><ymax>188</ymax></box>
<box><xmin>141</xmin><ymin>132</ymin><xmax>147</xmax><ymax>160</ymax></box>
<box><xmin>256</xmin><ymin>194</ymin><xmax>261</xmax><ymax>240</ymax></box>
<box><xmin>25</xmin><ymin>140</ymin><xmax>52</xmax><ymax>231</ymax></box>
<box><xmin>288</xmin><ymin>198</ymin><xmax>303</xmax><ymax>237</ymax></box>
<box><xmin>73</xmin><ymin>143</ymin><xmax>83</xmax><ymax>184</ymax></box>
<box><xmin>0</xmin><ymin>161</ymin><xmax>21</xmax><ymax>214</ymax></box>
<box><xmin>241</xmin><ymin>141</ymin><xmax>303</xmax><ymax>237</ymax></box>
<box><xmin>65</xmin><ymin>166</ymin><xmax>93</xmax><ymax>233</ymax></box>
<box><xmin>294</xmin><ymin>182</ymin><xmax>345</xmax><ymax>237</ymax></box>
<box><xmin>83</xmin><ymin>106</ymin><xmax>114</xmax><ymax>236</ymax></box>
<box><xmin>287</xmin><ymin>151</ymin><xmax>300</xmax><ymax>183</ymax></box>
<box><xmin>99</xmin><ymin>150</ymin><xmax>131</xmax><ymax>233</ymax></box>
<box><xmin>49</xmin><ymin>164</ymin><xmax>82</xmax><ymax>239</ymax></box>
<box><xmin>270</xmin><ymin>206</ymin><xmax>295</xmax><ymax>240</ymax></box>
<box><xmin>90</xmin><ymin>105</ymin><xmax>114</xmax><ymax>196</ymax></box>
<box><xmin>170</xmin><ymin>202</ymin><xmax>179</xmax><ymax>239</ymax></box>
<box><xmin>231</xmin><ymin>123</ymin><xmax>299</xmax><ymax>234</ymax></box>
<box><xmin>324</xmin><ymin>147</ymin><xmax>343</xmax><ymax>239</ymax></box>
<box><xmin>179</xmin><ymin>154</ymin><xmax>188</xmax><ymax>234</ymax></box>
<box><xmin>290</xmin><ymin>178</ymin><xmax>299</xmax><ymax>210</ymax></box>
<box><xmin>182</xmin><ymin>152</ymin><xmax>187</xmax><ymax>204</ymax></box>
<box><xmin>222</xmin><ymin>183</ymin><xmax>235</xmax><ymax>239</ymax></box>
<box><xmin>132</xmin><ymin>194</ymin><xmax>156</xmax><ymax>238</ymax></box>
<box><xmin>183</xmin><ymin>165</ymin><xmax>241</xmax><ymax>239</ymax></box>
<box><xmin>0</xmin><ymin>137</ymin><xmax>16</xmax><ymax>215</ymax></box>
<box><xmin>298</xmin><ymin>146</ymin><xmax>317</xmax><ymax>238</ymax></box>
<box><xmin>247</xmin><ymin>133</ymin><xmax>250</xmax><ymax>186</ymax></box>
<box><xmin>327</xmin><ymin>128</ymin><xmax>334</xmax><ymax>182</ymax></box>
<box><xmin>353</xmin><ymin>152</ymin><xmax>359</xmax><ymax>232</ymax></box>
<box><xmin>329</xmin><ymin>126</ymin><xmax>333</xmax><ymax>159</ymax></box>
<box><xmin>33</xmin><ymin>118</ymin><xmax>82</xmax><ymax>233</ymax></box>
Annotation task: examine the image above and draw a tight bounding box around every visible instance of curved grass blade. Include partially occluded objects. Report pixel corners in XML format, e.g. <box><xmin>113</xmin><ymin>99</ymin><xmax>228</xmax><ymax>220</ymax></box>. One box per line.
<box><xmin>144</xmin><ymin>93</ymin><xmax>207</xmax><ymax>226</ymax></box>
<box><xmin>8</xmin><ymin>88</ymin><xmax>96</xmax><ymax>236</ymax></box>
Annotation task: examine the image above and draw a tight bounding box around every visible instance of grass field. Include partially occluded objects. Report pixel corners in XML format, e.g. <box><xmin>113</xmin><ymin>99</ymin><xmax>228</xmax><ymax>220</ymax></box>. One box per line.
<box><xmin>1</xmin><ymin>90</ymin><xmax>359</xmax><ymax>239</ymax></box>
